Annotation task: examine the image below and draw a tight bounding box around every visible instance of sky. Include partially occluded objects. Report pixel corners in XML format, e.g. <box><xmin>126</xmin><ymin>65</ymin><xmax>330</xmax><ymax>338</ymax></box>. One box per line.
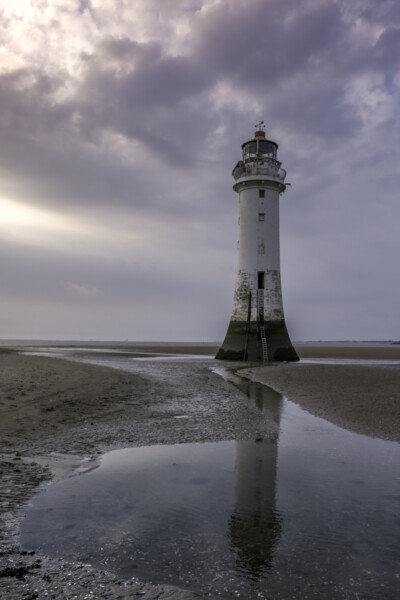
<box><xmin>1</xmin><ymin>0</ymin><xmax>400</xmax><ymax>342</ymax></box>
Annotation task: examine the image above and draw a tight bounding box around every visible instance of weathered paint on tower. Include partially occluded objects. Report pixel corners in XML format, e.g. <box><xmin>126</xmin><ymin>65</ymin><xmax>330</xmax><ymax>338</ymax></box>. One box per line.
<box><xmin>216</xmin><ymin>125</ymin><xmax>298</xmax><ymax>362</ymax></box>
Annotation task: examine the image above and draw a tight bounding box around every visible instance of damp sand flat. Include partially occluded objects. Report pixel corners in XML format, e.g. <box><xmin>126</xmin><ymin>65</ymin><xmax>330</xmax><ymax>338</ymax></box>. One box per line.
<box><xmin>240</xmin><ymin>347</ymin><xmax>400</xmax><ymax>443</ymax></box>
<box><xmin>297</xmin><ymin>342</ymin><xmax>400</xmax><ymax>361</ymax></box>
<box><xmin>0</xmin><ymin>348</ymin><xmax>274</xmax><ymax>599</ymax></box>
<box><xmin>1</xmin><ymin>344</ymin><xmax>400</xmax><ymax>598</ymax></box>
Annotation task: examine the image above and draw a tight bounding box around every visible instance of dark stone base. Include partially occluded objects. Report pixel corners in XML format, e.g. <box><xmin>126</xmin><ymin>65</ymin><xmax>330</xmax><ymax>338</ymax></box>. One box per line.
<box><xmin>216</xmin><ymin>319</ymin><xmax>299</xmax><ymax>362</ymax></box>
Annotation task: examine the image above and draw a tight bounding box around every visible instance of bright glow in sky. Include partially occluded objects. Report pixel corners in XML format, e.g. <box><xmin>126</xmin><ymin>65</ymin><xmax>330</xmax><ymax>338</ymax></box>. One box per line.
<box><xmin>0</xmin><ymin>198</ymin><xmax>84</xmax><ymax>244</ymax></box>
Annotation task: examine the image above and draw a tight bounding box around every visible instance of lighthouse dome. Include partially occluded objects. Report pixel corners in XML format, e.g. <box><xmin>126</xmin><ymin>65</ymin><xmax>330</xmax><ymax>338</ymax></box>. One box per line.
<box><xmin>242</xmin><ymin>138</ymin><xmax>278</xmax><ymax>162</ymax></box>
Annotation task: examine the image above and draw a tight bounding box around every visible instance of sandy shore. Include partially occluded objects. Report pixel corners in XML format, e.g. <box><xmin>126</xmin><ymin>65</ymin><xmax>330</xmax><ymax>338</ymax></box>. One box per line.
<box><xmin>1</xmin><ymin>344</ymin><xmax>399</xmax><ymax>598</ymax></box>
<box><xmin>240</xmin><ymin>362</ymin><xmax>400</xmax><ymax>444</ymax></box>
<box><xmin>0</xmin><ymin>349</ymin><xmax>273</xmax><ymax>599</ymax></box>
<box><xmin>296</xmin><ymin>342</ymin><xmax>400</xmax><ymax>361</ymax></box>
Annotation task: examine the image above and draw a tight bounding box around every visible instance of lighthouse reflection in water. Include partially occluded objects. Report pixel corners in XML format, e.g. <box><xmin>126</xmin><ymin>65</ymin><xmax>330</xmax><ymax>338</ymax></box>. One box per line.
<box><xmin>21</xmin><ymin>375</ymin><xmax>400</xmax><ymax>599</ymax></box>
<box><xmin>22</xmin><ymin>382</ymin><xmax>284</xmax><ymax>597</ymax></box>
<box><xmin>229</xmin><ymin>378</ymin><xmax>283</xmax><ymax>579</ymax></box>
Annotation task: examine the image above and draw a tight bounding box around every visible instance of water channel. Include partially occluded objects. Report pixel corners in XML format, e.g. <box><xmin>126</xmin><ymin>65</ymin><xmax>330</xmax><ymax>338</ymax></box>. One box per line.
<box><xmin>21</xmin><ymin>350</ymin><xmax>400</xmax><ymax>599</ymax></box>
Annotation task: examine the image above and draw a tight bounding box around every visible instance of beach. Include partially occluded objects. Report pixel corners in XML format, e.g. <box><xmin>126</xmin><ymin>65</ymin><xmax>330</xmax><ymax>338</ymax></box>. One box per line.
<box><xmin>240</xmin><ymin>345</ymin><xmax>400</xmax><ymax>443</ymax></box>
<box><xmin>0</xmin><ymin>346</ymin><xmax>273</xmax><ymax>600</ymax></box>
<box><xmin>1</xmin><ymin>343</ymin><xmax>399</xmax><ymax>598</ymax></box>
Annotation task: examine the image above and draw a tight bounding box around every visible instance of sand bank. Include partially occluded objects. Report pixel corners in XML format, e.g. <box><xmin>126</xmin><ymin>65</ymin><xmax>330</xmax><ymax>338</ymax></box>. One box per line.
<box><xmin>296</xmin><ymin>342</ymin><xmax>400</xmax><ymax>361</ymax></box>
<box><xmin>240</xmin><ymin>344</ymin><xmax>400</xmax><ymax>443</ymax></box>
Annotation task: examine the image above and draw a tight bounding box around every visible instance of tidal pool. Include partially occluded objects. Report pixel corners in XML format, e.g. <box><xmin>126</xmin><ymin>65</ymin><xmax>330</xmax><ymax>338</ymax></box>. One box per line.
<box><xmin>21</xmin><ymin>369</ymin><xmax>400</xmax><ymax>599</ymax></box>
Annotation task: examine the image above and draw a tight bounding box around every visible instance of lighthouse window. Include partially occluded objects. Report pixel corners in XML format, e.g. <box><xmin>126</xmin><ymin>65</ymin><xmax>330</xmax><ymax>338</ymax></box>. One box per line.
<box><xmin>258</xmin><ymin>272</ymin><xmax>265</xmax><ymax>289</ymax></box>
<box><xmin>259</xmin><ymin>190</ymin><xmax>265</xmax><ymax>198</ymax></box>
<box><xmin>259</xmin><ymin>140</ymin><xmax>277</xmax><ymax>158</ymax></box>
<box><xmin>258</xmin><ymin>213</ymin><xmax>265</xmax><ymax>221</ymax></box>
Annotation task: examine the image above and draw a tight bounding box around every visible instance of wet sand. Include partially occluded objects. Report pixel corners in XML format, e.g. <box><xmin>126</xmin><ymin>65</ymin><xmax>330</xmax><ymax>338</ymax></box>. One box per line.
<box><xmin>1</xmin><ymin>344</ymin><xmax>399</xmax><ymax>598</ymax></box>
<box><xmin>296</xmin><ymin>342</ymin><xmax>400</xmax><ymax>361</ymax></box>
<box><xmin>0</xmin><ymin>348</ymin><xmax>272</xmax><ymax>600</ymax></box>
<box><xmin>241</xmin><ymin>361</ymin><xmax>400</xmax><ymax>444</ymax></box>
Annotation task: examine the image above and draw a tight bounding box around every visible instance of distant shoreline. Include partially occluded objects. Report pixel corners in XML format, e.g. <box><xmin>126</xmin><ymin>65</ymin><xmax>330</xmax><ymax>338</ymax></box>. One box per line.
<box><xmin>3</xmin><ymin>339</ymin><xmax>400</xmax><ymax>360</ymax></box>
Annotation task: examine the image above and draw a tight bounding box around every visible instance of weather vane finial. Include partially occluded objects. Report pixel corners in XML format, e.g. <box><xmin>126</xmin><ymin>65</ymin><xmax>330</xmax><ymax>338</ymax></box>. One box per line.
<box><xmin>255</xmin><ymin>120</ymin><xmax>265</xmax><ymax>132</ymax></box>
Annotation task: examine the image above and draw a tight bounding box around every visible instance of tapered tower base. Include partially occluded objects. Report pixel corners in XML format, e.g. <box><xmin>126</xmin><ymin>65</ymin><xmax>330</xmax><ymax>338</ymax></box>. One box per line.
<box><xmin>216</xmin><ymin>319</ymin><xmax>299</xmax><ymax>362</ymax></box>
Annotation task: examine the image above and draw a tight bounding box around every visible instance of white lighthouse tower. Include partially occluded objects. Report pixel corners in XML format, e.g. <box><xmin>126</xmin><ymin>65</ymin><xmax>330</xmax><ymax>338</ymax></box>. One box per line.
<box><xmin>216</xmin><ymin>123</ymin><xmax>298</xmax><ymax>362</ymax></box>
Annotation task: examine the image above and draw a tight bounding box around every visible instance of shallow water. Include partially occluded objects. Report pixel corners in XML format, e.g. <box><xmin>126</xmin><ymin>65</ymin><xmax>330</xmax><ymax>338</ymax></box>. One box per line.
<box><xmin>21</xmin><ymin>351</ymin><xmax>400</xmax><ymax>599</ymax></box>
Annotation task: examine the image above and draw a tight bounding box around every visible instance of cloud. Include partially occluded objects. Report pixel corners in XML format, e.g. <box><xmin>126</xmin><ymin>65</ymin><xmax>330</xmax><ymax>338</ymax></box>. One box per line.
<box><xmin>360</xmin><ymin>0</ymin><xmax>400</xmax><ymax>26</ymax></box>
<box><xmin>193</xmin><ymin>0</ymin><xmax>345</xmax><ymax>87</ymax></box>
<box><xmin>78</xmin><ymin>38</ymin><xmax>215</xmax><ymax>166</ymax></box>
<box><xmin>0</xmin><ymin>0</ymin><xmax>400</xmax><ymax>340</ymax></box>
<box><xmin>373</xmin><ymin>27</ymin><xmax>400</xmax><ymax>70</ymax></box>
<box><xmin>61</xmin><ymin>281</ymin><xmax>102</xmax><ymax>298</ymax></box>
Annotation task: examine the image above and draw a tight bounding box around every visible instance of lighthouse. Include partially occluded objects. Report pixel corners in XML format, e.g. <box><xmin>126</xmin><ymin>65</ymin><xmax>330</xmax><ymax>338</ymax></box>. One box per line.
<box><xmin>216</xmin><ymin>124</ymin><xmax>298</xmax><ymax>362</ymax></box>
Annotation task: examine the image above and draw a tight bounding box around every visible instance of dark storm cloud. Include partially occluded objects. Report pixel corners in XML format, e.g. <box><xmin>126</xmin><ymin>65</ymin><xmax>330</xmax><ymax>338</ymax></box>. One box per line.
<box><xmin>193</xmin><ymin>0</ymin><xmax>344</xmax><ymax>86</ymax></box>
<box><xmin>194</xmin><ymin>3</ymin><xmax>352</xmax><ymax>145</ymax></box>
<box><xmin>0</xmin><ymin>35</ymin><xmax>218</xmax><ymax>216</ymax></box>
<box><xmin>270</xmin><ymin>77</ymin><xmax>362</xmax><ymax>139</ymax></box>
<box><xmin>78</xmin><ymin>36</ymin><xmax>216</xmax><ymax>167</ymax></box>
<box><xmin>373</xmin><ymin>27</ymin><xmax>400</xmax><ymax>70</ymax></box>
<box><xmin>0</xmin><ymin>0</ymin><xmax>395</xmax><ymax>210</ymax></box>
<box><xmin>71</xmin><ymin>0</ymin><xmax>374</xmax><ymax>175</ymax></box>
<box><xmin>0</xmin><ymin>62</ymin><xmax>211</xmax><ymax>219</ymax></box>
<box><xmin>361</xmin><ymin>0</ymin><xmax>400</xmax><ymax>25</ymax></box>
<box><xmin>95</xmin><ymin>34</ymin><xmax>211</xmax><ymax>106</ymax></box>
<box><xmin>189</xmin><ymin>0</ymin><xmax>398</xmax><ymax>140</ymax></box>
<box><xmin>2</xmin><ymin>0</ymin><xmax>398</xmax><ymax>167</ymax></box>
